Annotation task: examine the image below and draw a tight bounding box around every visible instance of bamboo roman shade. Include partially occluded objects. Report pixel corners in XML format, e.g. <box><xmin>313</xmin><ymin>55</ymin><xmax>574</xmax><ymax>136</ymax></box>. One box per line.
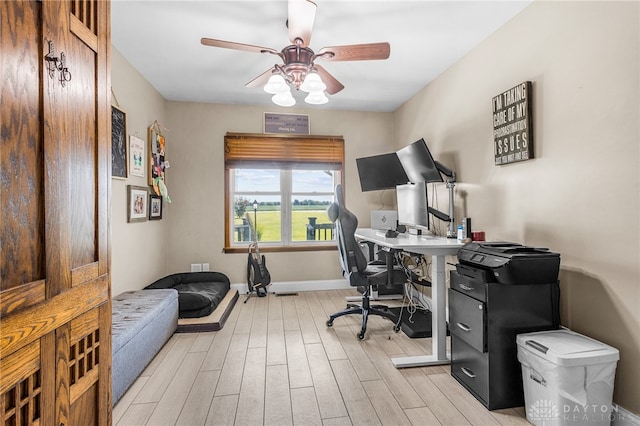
<box><xmin>224</xmin><ymin>132</ymin><xmax>344</xmax><ymax>170</ymax></box>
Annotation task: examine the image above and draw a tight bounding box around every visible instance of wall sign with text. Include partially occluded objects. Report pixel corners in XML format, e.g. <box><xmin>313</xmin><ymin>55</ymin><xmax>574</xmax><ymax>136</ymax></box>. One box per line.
<box><xmin>264</xmin><ymin>112</ymin><xmax>310</xmax><ymax>134</ymax></box>
<box><xmin>493</xmin><ymin>81</ymin><xmax>533</xmax><ymax>165</ymax></box>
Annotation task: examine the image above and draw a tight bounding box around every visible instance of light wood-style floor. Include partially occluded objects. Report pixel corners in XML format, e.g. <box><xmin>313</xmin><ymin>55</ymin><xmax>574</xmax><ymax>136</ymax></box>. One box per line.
<box><xmin>113</xmin><ymin>289</ymin><xmax>531</xmax><ymax>426</ymax></box>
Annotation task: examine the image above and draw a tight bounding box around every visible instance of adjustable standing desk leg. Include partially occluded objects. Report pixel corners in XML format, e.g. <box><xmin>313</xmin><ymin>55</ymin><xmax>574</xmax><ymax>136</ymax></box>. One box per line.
<box><xmin>391</xmin><ymin>254</ymin><xmax>450</xmax><ymax>368</ymax></box>
<box><xmin>431</xmin><ymin>254</ymin><xmax>448</xmax><ymax>362</ymax></box>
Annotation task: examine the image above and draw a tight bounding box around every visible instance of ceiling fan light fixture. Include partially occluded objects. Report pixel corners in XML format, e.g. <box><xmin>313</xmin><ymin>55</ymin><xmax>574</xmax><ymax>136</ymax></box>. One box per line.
<box><xmin>201</xmin><ymin>1</ymin><xmax>390</xmax><ymax>107</ymax></box>
<box><xmin>264</xmin><ymin>74</ymin><xmax>289</xmax><ymax>94</ymax></box>
<box><xmin>272</xmin><ymin>92</ymin><xmax>296</xmax><ymax>107</ymax></box>
<box><xmin>304</xmin><ymin>90</ymin><xmax>328</xmax><ymax>105</ymax></box>
<box><xmin>300</xmin><ymin>72</ymin><xmax>326</xmax><ymax>93</ymax></box>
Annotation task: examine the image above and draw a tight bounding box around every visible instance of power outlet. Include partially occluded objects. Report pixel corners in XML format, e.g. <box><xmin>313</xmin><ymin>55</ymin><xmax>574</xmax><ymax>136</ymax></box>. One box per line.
<box><xmin>190</xmin><ymin>263</ymin><xmax>202</xmax><ymax>272</ymax></box>
<box><xmin>202</xmin><ymin>263</ymin><xmax>210</xmax><ymax>272</ymax></box>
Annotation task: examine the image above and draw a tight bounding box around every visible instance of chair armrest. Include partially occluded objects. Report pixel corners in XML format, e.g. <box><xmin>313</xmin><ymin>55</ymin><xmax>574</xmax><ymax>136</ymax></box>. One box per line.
<box><xmin>344</xmin><ymin>250</ymin><xmax>368</xmax><ymax>287</ymax></box>
<box><xmin>359</xmin><ymin>241</ymin><xmax>377</xmax><ymax>261</ymax></box>
<box><xmin>346</xmin><ymin>250</ymin><xmax>359</xmax><ymax>272</ymax></box>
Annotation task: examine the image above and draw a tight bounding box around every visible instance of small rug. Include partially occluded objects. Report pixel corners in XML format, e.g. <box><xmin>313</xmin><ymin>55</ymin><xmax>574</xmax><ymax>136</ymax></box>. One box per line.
<box><xmin>388</xmin><ymin>306</ymin><xmax>450</xmax><ymax>338</ymax></box>
<box><xmin>176</xmin><ymin>289</ymin><xmax>239</xmax><ymax>333</ymax></box>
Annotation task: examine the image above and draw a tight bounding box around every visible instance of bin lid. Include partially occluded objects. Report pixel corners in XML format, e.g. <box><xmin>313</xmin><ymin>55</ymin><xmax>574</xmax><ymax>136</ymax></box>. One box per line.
<box><xmin>516</xmin><ymin>329</ymin><xmax>619</xmax><ymax>367</ymax></box>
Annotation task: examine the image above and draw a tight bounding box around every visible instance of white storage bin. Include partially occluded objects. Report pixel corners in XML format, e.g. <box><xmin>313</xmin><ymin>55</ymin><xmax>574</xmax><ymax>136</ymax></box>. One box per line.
<box><xmin>517</xmin><ymin>329</ymin><xmax>619</xmax><ymax>426</ymax></box>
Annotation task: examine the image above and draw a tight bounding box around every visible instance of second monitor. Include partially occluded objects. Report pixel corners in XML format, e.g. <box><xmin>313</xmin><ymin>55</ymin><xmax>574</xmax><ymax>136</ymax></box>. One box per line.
<box><xmin>396</xmin><ymin>182</ymin><xmax>429</xmax><ymax>233</ymax></box>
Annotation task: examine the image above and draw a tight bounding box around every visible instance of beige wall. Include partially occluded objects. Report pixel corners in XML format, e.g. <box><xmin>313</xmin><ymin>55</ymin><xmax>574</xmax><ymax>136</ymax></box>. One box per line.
<box><xmin>110</xmin><ymin>48</ymin><xmax>169</xmax><ymax>296</ymax></box>
<box><xmin>163</xmin><ymin>102</ymin><xmax>394</xmax><ymax>283</ymax></box>
<box><xmin>394</xmin><ymin>0</ymin><xmax>639</xmax><ymax>412</ymax></box>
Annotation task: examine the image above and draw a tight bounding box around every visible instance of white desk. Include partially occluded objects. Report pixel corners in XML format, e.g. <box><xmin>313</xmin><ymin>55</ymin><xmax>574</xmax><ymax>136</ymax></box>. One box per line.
<box><xmin>354</xmin><ymin>228</ymin><xmax>463</xmax><ymax>368</ymax></box>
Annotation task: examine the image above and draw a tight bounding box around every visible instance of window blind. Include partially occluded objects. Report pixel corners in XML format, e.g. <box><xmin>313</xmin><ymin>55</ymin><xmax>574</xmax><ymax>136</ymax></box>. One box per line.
<box><xmin>224</xmin><ymin>132</ymin><xmax>344</xmax><ymax>170</ymax></box>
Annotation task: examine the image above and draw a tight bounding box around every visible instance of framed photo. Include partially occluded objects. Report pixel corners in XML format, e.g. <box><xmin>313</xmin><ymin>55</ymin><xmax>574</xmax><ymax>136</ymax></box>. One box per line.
<box><xmin>129</xmin><ymin>135</ymin><xmax>145</xmax><ymax>177</ymax></box>
<box><xmin>111</xmin><ymin>106</ymin><xmax>128</xmax><ymax>179</ymax></box>
<box><xmin>148</xmin><ymin>127</ymin><xmax>166</xmax><ymax>188</ymax></box>
<box><xmin>149</xmin><ymin>194</ymin><xmax>163</xmax><ymax>220</ymax></box>
<box><xmin>127</xmin><ymin>185</ymin><xmax>148</xmax><ymax>223</ymax></box>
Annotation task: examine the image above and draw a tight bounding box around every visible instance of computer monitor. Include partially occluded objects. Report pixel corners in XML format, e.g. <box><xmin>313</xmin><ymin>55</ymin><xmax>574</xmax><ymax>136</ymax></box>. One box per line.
<box><xmin>396</xmin><ymin>138</ymin><xmax>443</xmax><ymax>183</ymax></box>
<box><xmin>356</xmin><ymin>153</ymin><xmax>409</xmax><ymax>192</ymax></box>
<box><xmin>396</xmin><ymin>182</ymin><xmax>429</xmax><ymax>231</ymax></box>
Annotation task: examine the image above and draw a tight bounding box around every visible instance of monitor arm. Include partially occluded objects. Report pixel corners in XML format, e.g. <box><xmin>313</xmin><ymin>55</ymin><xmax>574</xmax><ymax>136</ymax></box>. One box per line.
<box><xmin>435</xmin><ymin>161</ymin><xmax>456</xmax><ymax>182</ymax></box>
<box><xmin>428</xmin><ymin>207</ymin><xmax>450</xmax><ymax>222</ymax></box>
<box><xmin>434</xmin><ymin>161</ymin><xmax>457</xmax><ymax>238</ymax></box>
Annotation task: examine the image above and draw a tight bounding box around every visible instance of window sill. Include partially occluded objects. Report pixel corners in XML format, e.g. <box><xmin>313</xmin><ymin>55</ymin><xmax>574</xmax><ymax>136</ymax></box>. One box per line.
<box><xmin>223</xmin><ymin>245</ymin><xmax>337</xmax><ymax>254</ymax></box>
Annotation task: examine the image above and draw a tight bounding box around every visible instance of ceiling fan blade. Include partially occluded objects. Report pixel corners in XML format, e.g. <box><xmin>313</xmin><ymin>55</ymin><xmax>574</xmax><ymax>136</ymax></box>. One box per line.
<box><xmin>288</xmin><ymin>0</ymin><xmax>316</xmax><ymax>47</ymax></box>
<box><xmin>315</xmin><ymin>65</ymin><xmax>344</xmax><ymax>95</ymax></box>
<box><xmin>317</xmin><ymin>42</ymin><xmax>390</xmax><ymax>62</ymax></box>
<box><xmin>201</xmin><ymin>37</ymin><xmax>279</xmax><ymax>55</ymax></box>
<box><xmin>245</xmin><ymin>67</ymin><xmax>277</xmax><ymax>88</ymax></box>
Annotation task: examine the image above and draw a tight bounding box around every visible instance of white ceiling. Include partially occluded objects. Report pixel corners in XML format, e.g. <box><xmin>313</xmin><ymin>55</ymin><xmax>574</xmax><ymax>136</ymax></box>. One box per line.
<box><xmin>111</xmin><ymin>1</ymin><xmax>531</xmax><ymax>112</ymax></box>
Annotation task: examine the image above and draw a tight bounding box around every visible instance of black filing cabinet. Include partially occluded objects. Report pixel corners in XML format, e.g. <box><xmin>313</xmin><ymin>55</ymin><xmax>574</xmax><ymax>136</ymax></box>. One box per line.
<box><xmin>449</xmin><ymin>242</ymin><xmax>561</xmax><ymax>410</ymax></box>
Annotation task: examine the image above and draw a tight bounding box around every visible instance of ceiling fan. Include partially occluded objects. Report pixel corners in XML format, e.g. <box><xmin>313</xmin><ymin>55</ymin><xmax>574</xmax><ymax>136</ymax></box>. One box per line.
<box><xmin>201</xmin><ymin>0</ymin><xmax>390</xmax><ymax>106</ymax></box>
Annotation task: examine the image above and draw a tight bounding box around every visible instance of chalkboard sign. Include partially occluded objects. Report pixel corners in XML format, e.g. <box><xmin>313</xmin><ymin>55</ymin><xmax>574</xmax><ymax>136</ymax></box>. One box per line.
<box><xmin>111</xmin><ymin>106</ymin><xmax>128</xmax><ymax>178</ymax></box>
<box><xmin>493</xmin><ymin>81</ymin><xmax>533</xmax><ymax>165</ymax></box>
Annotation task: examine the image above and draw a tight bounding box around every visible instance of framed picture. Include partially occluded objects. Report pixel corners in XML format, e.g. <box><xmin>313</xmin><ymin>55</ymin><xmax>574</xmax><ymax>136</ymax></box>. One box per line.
<box><xmin>129</xmin><ymin>135</ymin><xmax>145</xmax><ymax>177</ymax></box>
<box><xmin>111</xmin><ymin>106</ymin><xmax>128</xmax><ymax>179</ymax></box>
<box><xmin>264</xmin><ymin>112</ymin><xmax>310</xmax><ymax>134</ymax></box>
<box><xmin>127</xmin><ymin>185</ymin><xmax>148</xmax><ymax>223</ymax></box>
<box><xmin>493</xmin><ymin>81</ymin><xmax>533</xmax><ymax>165</ymax></box>
<box><xmin>148</xmin><ymin>127</ymin><xmax>166</xmax><ymax>188</ymax></box>
<box><xmin>149</xmin><ymin>194</ymin><xmax>163</xmax><ymax>220</ymax></box>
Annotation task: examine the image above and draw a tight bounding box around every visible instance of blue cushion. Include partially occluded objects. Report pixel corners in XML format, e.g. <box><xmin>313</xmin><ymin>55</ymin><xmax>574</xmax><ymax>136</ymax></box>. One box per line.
<box><xmin>112</xmin><ymin>289</ymin><xmax>178</xmax><ymax>405</ymax></box>
<box><xmin>112</xmin><ymin>289</ymin><xmax>178</xmax><ymax>350</ymax></box>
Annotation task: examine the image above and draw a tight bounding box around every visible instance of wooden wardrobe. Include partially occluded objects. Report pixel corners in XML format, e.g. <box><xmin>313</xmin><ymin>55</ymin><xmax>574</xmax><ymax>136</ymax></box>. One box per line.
<box><xmin>1</xmin><ymin>0</ymin><xmax>112</xmax><ymax>424</ymax></box>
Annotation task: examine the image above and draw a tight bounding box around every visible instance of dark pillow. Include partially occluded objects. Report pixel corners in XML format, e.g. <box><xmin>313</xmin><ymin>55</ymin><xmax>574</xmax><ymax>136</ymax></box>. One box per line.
<box><xmin>145</xmin><ymin>272</ymin><xmax>231</xmax><ymax>318</ymax></box>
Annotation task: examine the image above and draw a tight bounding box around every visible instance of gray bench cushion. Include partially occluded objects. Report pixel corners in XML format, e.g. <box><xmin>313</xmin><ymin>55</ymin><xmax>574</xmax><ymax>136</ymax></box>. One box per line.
<box><xmin>112</xmin><ymin>289</ymin><xmax>178</xmax><ymax>405</ymax></box>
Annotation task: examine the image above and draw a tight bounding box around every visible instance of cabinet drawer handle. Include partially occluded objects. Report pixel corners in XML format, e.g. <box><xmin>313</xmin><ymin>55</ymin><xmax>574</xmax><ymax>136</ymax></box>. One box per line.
<box><xmin>461</xmin><ymin>367</ymin><xmax>476</xmax><ymax>378</ymax></box>
<box><xmin>456</xmin><ymin>322</ymin><xmax>471</xmax><ymax>332</ymax></box>
<box><xmin>459</xmin><ymin>284</ymin><xmax>473</xmax><ymax>291</ymax></box>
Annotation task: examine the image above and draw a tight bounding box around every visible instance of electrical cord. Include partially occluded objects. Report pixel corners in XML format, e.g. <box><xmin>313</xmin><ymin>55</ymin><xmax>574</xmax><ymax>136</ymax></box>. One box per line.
<box><xmin>390</xmin><ymin>251</ymin><xmax>433</xmax><ymax>332</ymax></box>
<box><xmin>378</xmin><ymin>189</ymin><xmax>387</xmax><ymax>210</ymax></box>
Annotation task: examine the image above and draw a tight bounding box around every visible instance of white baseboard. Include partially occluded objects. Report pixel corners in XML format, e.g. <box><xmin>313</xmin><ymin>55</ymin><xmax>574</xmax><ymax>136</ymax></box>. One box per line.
<box><xmin>231</xmin><ymin>279</ymin><xmax>350</xmax><ymax>296</ymax></box>
<box><xmin>613</xmin><ymin>405</ymin><xmax>640</xmax><ymax>426</ymax></box>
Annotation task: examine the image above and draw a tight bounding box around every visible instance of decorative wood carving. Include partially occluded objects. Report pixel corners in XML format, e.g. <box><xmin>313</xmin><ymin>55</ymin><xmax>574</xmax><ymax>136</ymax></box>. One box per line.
<box><xmin>0</xmin><ymin>342</ymin><xmax>42</xmax><ymax>425</ymax></box>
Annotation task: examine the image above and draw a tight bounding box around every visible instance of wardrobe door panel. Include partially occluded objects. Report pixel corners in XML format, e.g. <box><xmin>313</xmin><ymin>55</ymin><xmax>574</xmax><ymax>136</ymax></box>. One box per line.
<box><xmin>0</xmin><ymin>341</ymin><xmax>44</xmax><ymax>425</ymax></box>
<box><xmin>0</xmin><ymin>0</ymin><xmax>45</xmax><ymax>296</ymax></box>
<box><xmin>1</xmin><ymin>0</ymin><xmax>112</xmax><ymax>424</ymax></box>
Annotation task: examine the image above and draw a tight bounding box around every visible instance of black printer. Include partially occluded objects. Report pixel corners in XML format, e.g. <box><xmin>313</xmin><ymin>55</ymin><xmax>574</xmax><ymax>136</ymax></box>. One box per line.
<box><xmin>457</xmin><ymin>241</ymin><xmax>560</xmax><ymax>285</ymax></box>
<box><xmin>449</xmin><ymin>241</ymin><xmax>561</xmax><ymax>410</ymax></box>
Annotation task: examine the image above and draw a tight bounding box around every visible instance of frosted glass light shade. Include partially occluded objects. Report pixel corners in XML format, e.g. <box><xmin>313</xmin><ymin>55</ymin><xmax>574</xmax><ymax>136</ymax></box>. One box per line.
<box><xmin>304</xmin><ymin>90</ymin><xmax>328</xmax><ymax>105</ymax></box>
<box><xmin>272</xmin><ymin>92</ymin><xmax>296</xmax><ymax>107</ymax></box>
<box><xmin>264</xmin><ymin>74</ymin><xmax>289</xmax><ymax>94</ymax></box>
<box><xmin>300</xmin><ymin>72</ymin><xmax>326</xmax><ymax>93</ymax></box>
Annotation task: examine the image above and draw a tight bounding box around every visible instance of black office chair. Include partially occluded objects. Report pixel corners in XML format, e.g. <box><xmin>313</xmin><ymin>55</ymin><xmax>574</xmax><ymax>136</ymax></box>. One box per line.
<box><xmin>325</xmin><ymin>184</ymin><xmax>407</xmax><ymax>340</ymax></box>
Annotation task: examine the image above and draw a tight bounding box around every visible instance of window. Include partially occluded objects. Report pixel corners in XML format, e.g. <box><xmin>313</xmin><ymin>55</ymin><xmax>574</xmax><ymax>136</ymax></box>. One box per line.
<box><xmin>224</xmin><ymin>133</ymin><xmax>344</xmax><ymax>252</ymax></box>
